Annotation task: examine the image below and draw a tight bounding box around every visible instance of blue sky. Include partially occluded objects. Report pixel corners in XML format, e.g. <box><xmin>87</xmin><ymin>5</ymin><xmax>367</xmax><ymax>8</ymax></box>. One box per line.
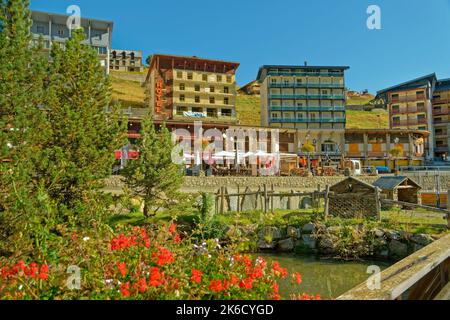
<box><xmin>30</xmin><ymin>0</ymin><xmax>450</xmax><ymax>93</ymax></box>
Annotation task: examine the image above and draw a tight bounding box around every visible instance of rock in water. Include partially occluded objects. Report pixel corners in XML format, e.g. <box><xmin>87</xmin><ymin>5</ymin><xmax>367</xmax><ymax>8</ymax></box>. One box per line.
<box><xmin>277</xmin><ymin>238</ymin><xmax>294</xmax><ymax>252</ymax></box>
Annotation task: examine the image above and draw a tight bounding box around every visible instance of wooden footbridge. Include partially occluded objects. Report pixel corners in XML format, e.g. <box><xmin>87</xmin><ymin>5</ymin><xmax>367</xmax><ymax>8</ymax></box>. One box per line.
<box><xmin>338</xmin><ymin>233</ymin><xmax>450</xmax><ymax>300</ymax></box>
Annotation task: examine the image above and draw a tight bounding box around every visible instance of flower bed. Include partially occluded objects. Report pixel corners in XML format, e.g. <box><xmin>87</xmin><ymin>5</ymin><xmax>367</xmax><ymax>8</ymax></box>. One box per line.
<box><xmin>0</xmin><ymin>223</ymin><xmax>319</xmax><ymax>300</ymax></box>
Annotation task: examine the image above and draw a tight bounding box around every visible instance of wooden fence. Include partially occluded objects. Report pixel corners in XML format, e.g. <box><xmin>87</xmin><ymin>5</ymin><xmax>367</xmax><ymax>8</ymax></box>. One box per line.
<box><xmin>214</xmin><ymin>184</ymin><xmax>331</xmax><ymax>217</ymax></box>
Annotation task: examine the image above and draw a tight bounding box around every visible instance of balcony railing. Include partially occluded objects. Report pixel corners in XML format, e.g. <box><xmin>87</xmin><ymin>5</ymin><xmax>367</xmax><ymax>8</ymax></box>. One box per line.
<box><xmin>390</xmin><ymin>95</ymin><xmax>427</xmax><ymax>103</ymax></box>
<box><xmin>269</xmin><ymin>105</ymin><xmax>345</xmax><ymax>112</ymax></box>
<box><xmin>392</xmin><ymin>118</ymin><xmax>428</xmax><ymax>126</ymax></box>
<box><xmin>270</xmin><ymin>117</ymin><xmax>346</xmax><ymax>123</ymax></box>
<box><xmin>433</xmin><ymin>109</ymin><xmax>450</xmax><ymax>116</ymax></box>
<box><xmin>391</xmin><ymin>106</ymin><xmax>427</xmax><ymax>114</ymax></box>
<box><xmin>267</xmin><ymin>71</ymin><xmax>344</xmax><ymax>77</ymax></box>
<box><xmin>269</xmin><ymin>94</ymin><xmax>345</xmax><ymax>100</ymax></box>
<box><xmin>269</xmin><ymin>83</ymin><xmax>344</xmax><ymax>89</ymax></box>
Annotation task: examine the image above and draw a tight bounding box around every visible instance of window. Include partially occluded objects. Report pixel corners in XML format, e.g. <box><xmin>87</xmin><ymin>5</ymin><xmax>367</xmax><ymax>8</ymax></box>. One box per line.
<box><xmin>217</xmin><ymin>75</ymin><xmax>222</xmax><ymax>82</ymax></box>
<box><xmin>296</xmin><ymin>78</ymin><xmax>302</xmax><ymax>83</ymax></box>
<box><xmin>179</xmin><ymin>83</ymin><xmax>185</xmax><ymax>91</ymax></box>
<box><xmin>202</xmin><ymin>74</ymin><xmax>207</xmax><ymax>81</ymax></box>
<box><xmin>37</xmin><ymin>25</ymin><xmax>45</xmax><ymax>34</ymax></box>
<box><xmin>418</xmin><ymin>126</ymin><xmax>427</xmax><ymax>130</ymax></box>
<box><xmin>177</xmin><ymin>71</ymin><xmax>183</xmax><ymax>79</ymax></box>
<box><xmin>195</xmin><ymin>96</ymin><xmax>200</xmax><ymax>103</ymax></box>
<box><xmin>57</xmin><ymin>28</ymin><xmax>65</xmax><ymax>36</ymax></box>
<box><xmin>271</xmin><ymin>113</ymin><xmax>278</xmax><ymax>118</ymax></box>
<box><xmin>226</xmin><ymin>76</ymin><xmax>232</xmax><ymax>83</ymax></box>
<box><xmin>195</xmin><ymin>85</ymin><xmax>200</xmax><ymax>92</ymax></box>
<box><xmin>392</xmin><ymin>105</ymin><xmax>400</xmax><ymax>112</ymax></box>
<box><xmin>391</xmin><ymin>94</ymin><xmax>399</xmax><ymax>100</ymax></box>
<box><xmin>187</xmin><ymin>73</ymin><xmax>193</xmax><ymax>80</ymax></box>
<box><xmin>393</xmin><ymin>117</ymin><xmax>400</xmax><ymax>122</ymax></box>
<box><xmin>310</xmin><ymin>113</ymin><xmax>316</xmax><ymax>120</ymax></box>
<box><xmin>179</xmin><ymin>95</ymin><xmax>185</xmax><ymax>102</ymax></box>
<box><xmin>177</xmin><ymin>106</ymin><xmax>187</xmax><ymax>116</ymax></box>
<box><xmin>192</xmin><ymin>107</ymin><xmax>203</xmax><ymax>113</ymax></box>
<box><xmin>224</xmin><ymin>87</ymin><xmax>229</xmax><ymax>94</ymax></box>
<box><xmin>322</xmin><ymin>90</ymin><xmax>328</xmax><ymax>95</ymax></box>
<box><xmin>210</xmin><ymin>97</ymin><xmax>215</xmax><ymax>104</ymax></box>
<box><xmin>224</xmin><ymin>98</ymin><xmax>229</xmax><ymax>105</ymax></box>
<box><xmin>210</xmin><ymin>86</ymin><xmax>215</xmax><ymax>93</ymax></box>
<box><xmin>207</xmin><ymin>108</ymin><xmax>217</xmax><ymax>117</ymax></box>
<box><xmin>271</xmin><ymin>79</ymin><xmax>277</xmax><ymax>83</ymax></box>
<box><xmin>417</xmin><ymin>102</ymin><xmax>425</xmax><ymax>107</ymax></box>
<box><xmin>222</xmin><ymin>109</ymin><xmax>232</xmax><ymax>117</ymax></box>
<box><xmin>417</xmin><ymin>114</ymin><xmax>426</xmax><ymax>120</ymax></box>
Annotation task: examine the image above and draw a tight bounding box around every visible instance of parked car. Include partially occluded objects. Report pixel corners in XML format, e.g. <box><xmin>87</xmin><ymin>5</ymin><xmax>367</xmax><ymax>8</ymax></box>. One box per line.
<box><xmin>376</xmin><ymin>166</ymin><xmax>391</xmax><ymax>174</ymax></box>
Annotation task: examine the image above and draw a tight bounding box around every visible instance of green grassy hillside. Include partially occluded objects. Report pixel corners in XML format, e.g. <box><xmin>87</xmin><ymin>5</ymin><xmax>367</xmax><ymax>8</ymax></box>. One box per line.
<box><xmin>235</xmin><ymin>94</ymin><xmax>261</xmax><ymax>126</ymax></box>
<box><xmin>346</xmin><ymin>109</ymin><xmax>389</xmax><ymax>129</ymax></box>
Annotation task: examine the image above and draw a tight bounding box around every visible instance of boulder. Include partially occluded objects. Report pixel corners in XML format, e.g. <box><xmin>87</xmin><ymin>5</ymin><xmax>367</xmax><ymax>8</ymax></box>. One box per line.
<box><xmin>301</xmin><ymin>234</ymin><xmax>317</xmax><ymax>249</ymax></box>
<box><xmin>373</xmin><ymin>228</ymin><xmax>385</xmax><ymax>238</ymax></box>
<box><xmin>277</xmin><ymin>238</ymin><xmax>295</xmax><ymax>252</ymax></box>
<box><xmin>389</xmin><ymin>240</ymin><xmax>408</xmax><ymax>258</ymax></box>
<box><xmin>258</xmin><ymin>227</ymin><xmax>282</xmax><ymax>242</ymax></box>
<box><xmin>411</xmin><ymin>234</ymin><xmax>434</xmax><ymax>246</ymax></box>
<box><xmin>319</xmin><ymin>235</ymin><xmax>337</xmax><ymax>254</ymax></box>
<box><xmin>257</xmin><ymin>239</ymin><xmax>276</xmax><ymax>250</ymax></box>
<box><xmin>287</xmin><ymin>226</ymin><xmax>301</xmax><ymax>239</ymax></box>
<box><xmin>386</xmin><ymin>230</ymin><xmax>401</xmax><ymax>241</ymax></box>
<box><xmin>302</xmin><ymin>223</ymin><xmax>316</xmax><ymax>234</ymax></box>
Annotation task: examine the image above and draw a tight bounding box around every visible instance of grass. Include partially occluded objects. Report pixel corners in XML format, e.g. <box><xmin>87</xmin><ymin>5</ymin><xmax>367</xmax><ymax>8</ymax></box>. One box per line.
<box><xmin>346</xmin><ymin>109</ymin><xmax>389</xmax><ymax>129</ymax></box>
<box><xmin>111</xmin><ymin>75</ymin><xmax>146</xmax><ymax>108</ymax></box>
<box><xmin>347</xmin><ymin>94</ymin><xmax>374</xmax><ymax>106</ymax></box>
<box><xmin>235</xmin><ymin>94</ymin><xmax>261</xmax><ymax>126</ymax></box>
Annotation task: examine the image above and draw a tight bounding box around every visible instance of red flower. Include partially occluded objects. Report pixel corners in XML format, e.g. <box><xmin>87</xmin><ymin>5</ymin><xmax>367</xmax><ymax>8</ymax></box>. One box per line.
<box><xmin>272</xmin><ymin>282</ymin><xmax>281</xmax><ymax>300</ymax></box>
<box><xmin>38</xmin><ymin>264</ymin><xmax>49</xmax><ymax>280</ymax></box>
<box><xmin>148</xmin><ymin>267</ymin><xmax>164</xmax><ymax>287</ymax></box>
<box><xmin>174</xmin><ymin>234</ymin><xmax>182</xmax><ymax>243</ymax></box>
<box><xmin>116</xmin><ymin>262</ymin><xmax>127</xmax><ymax>277</ymax></box>
<box><xmin>230</xmin><ymin>274</ymin><xmax>240</xmax><ymax>285</ymax></box>
<box><xmin>136</xmin><ymin>278</ymin><xmax>147</xmax><ymax>294</ymax></box>
<box><xmin>191</xmin><ymin>269</ymin><xmax>202</xmax><ymax>284</ymax></box>
<box><xmin>209</xmin><ymin>280</ymin><xmax>225</xmax><ymax>293</ymax></box>
<box><xmin>293</xmin><ymin>272</ymin><xmax>302</xmax><ymax>285</ymax></box>
<box><xmin>121</xmin><ymin>282</ymin><xmax>130</xmax><ymax>297</ymax></box>
<box><xmin>169</xmin><ymin>223</ymin><xmax>176</xmax><ymax>234</ymax></box>
<box><xmin>241</xmin><ymin>256</ymin><xmax>252</xmax><ymax>267</ymax></box>
<box><xmin>29</xmin><ymin>263</ymin><xmax>38</xmax><ymax>278</ymax></box>
<box><xmin>272</xmin><ymin>261</ymin><xmax>287</xmax><ymax>279</ymax></box>
<box><xmin>238</xmin><ymin>278</ymin><xmax>253</xmax><ymax>290</ymax></box>
<box><xmin>152</xmin><ymin>247</ymin><xmax>175</xmax><ymax>266</ymax></box>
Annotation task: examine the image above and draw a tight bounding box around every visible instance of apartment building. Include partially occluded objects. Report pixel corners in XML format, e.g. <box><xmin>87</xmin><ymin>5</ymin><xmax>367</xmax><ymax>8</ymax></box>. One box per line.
<box><xmin>110</xmin><ymin>49</ymin><xmax>143</xmax><ymax>73</ymax></box>
<box><xmin>145</xmin><ymin>54</ymin><xmax>240</xmax><ymax>124</ymax></box>
<box><xmin>432</xmin><ymin>79</ymin><xmax>450</xmax><ymax>158</ymax></box>
<box><xmin>31</xmin><ymin>11</ymin><xmax>113</xmax><ymax>73</ymax></box>
<box><xmin>257</xmin><ymin>65</ymin><xmax>348</xmax><ymax>130</ymax></box>
<box><xmin>377</xmin><ymin>74</ymin><xmax>441</xmax><ymax>160</ymax></box>
<box><xmin>238</xmin><ymin>80</ymin><xmax>261</xmax><ymax>96</ymax></box>
<box><xmin>257</xmin><ymin>65</ymin><xmax>349</xmax><ymax>161</ymax></box>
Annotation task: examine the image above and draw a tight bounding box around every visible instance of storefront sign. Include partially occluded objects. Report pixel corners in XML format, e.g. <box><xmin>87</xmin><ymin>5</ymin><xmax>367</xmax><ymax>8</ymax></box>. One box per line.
<box><xmin>183</xmin><ymin>112</ymin><xmax>205</xmax><ymax>118</ymax></box>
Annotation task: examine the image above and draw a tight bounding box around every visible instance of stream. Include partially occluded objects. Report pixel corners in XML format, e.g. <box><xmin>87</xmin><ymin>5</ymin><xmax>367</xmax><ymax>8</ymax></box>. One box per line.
<box><xmin>259</xmin><ymin>254</ymin><xmax>392</xmax><ymax>299</ymax></box>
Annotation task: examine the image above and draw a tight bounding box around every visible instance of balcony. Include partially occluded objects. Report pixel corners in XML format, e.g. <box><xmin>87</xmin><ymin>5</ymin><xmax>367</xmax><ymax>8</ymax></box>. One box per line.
<box><xmin>270</xmin><ymin>117</ymin><xmax>346</xmax><ymax>124</ymax></box>
<box><xmin>391</xmin><ymin>106</ymin><xmax>427</xmax><ymax>114</ymax></box>
<box><xmin>269</xmin><ymin>105</ymin><xmax>346</xmax><ymax>112</ymax></box>
<box><xmin>433</xmin><ymin>97</ymin><xmax>450</xmax><ymax>104</ymax></box>
<box><xmin>392</xmin><ymin>118</ymin><xmax>428</xmax><ymax>127</ymax></box>
<box><xmin>269</xmin><ymin>94</ymin><xmax>345</xmax><ymax>100</ymax></box>
<box><xmin>267</xmin><ymin>71</ymin><xmax>344</xmax><ymax>77</ymax></box>
<box><xmin>435</xmin><ymin>146</ymin><xmax>449</xmax><ymax>153</ymax></box>
<box><xmin>390</xmin><ymin>95</ymin><xmax>427</xmax><ymax>103</ymax></box>
<box><xmin>269</xmin><ymin>83</ymin><xmax>344</xmax><ymax>89</ymax></box>
<box><xmin>433</xmin><ymin>109</ymin><xmax>449</xmax><ymax>116</ymax></box>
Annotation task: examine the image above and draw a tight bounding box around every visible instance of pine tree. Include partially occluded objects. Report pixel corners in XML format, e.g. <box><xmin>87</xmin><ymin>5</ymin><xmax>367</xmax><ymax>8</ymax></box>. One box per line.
<box><xmin>123</xmin><ymin>117</ymin><xmax>184</xmax><ymax>217</ymax></box>
<box><xmin>40</xmin><ymin>28</ymin><xmax>127</xmax><ymax>209</ymax></box>
<box><xmin>0</xmin><ymin>0</ymin><xmax>50</xmax><ymax>255</ymax></box>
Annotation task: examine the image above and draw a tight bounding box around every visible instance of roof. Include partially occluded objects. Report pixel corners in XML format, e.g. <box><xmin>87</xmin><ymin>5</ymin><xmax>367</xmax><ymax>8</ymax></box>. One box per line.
<box><xmin>435</xmin><ymin>78</ymin><xmax>450</xmax><ymax>92</ymax></box>
<box><xmin>376</xmin><ymin>73</ymin><xmax>437</xmax><ymax>97</ymax></box>
<box><xmin>148</xmin><ymin>53</ymin><xmax>240</xmax><ymax>71</ymax></box>
<box><xmin>257</xmin><ymin>65</ymin><xmax>350</xmax><ymax>81</ymax></box>
<box><xmin>31</xmin><ymin>10</ymin><xmax>114</xmax><ymax>27</ymax></box>
<box><xmin>372</xmin><ymin>176</ymin><xmax>421</xmax><ymax>190</ymax></box>
<box><xmin>238</xmin><ymin>80</ymin><xmax>260</xmax><ymax>91</ymax></box>
<box><xmin>330</xmin><ymin>176</ymin><xmax>379</xmax><ymax>192</ymax></box>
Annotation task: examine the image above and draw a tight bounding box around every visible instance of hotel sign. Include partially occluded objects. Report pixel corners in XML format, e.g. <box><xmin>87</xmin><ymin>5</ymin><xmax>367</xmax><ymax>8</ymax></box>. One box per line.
<box><xmin>183</xmin><ymin>112</ymin><xmax>205</xmax><ymax>118</ymax></box>
<box><xmin>155</xmin><ymin>79</ymin><xmax>163</xmax><ymax>113</ymax></box>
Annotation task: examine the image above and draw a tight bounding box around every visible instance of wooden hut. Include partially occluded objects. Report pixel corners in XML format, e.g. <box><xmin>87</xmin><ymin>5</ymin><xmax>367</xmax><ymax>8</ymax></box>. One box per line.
<box><xmin>372</xmin><ymin>176</ymin><xmax>422</xmax><ymax>204</ymax></box>
<box><xmin>329</xmin><ymin>177</ymin><xmax>381</xmax><ymax>219</ymax></box>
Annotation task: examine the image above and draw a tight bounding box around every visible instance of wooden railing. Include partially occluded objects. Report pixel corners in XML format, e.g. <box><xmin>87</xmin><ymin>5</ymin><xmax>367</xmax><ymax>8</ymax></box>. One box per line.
<box><xmin>338</xmin><ymin>233</ymin><xmax>450</xmax><ymax>300</ymax></box>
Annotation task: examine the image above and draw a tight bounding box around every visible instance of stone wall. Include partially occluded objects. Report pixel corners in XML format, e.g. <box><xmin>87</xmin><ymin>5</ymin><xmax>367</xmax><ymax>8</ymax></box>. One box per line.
<box><xmin>403</xmin><ymin>172</ymin><xmax>450</xmax><ymax>191</ymax></box>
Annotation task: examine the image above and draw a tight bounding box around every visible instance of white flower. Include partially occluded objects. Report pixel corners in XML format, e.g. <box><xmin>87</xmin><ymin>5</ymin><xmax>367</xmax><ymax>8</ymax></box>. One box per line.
<box><xmin>82</xmin><ymin>237</ymin><xmax>90</xmax><ymax>242</ymax></box>
<box><xmin>18</xmin><ymin>285</ymin><xmax>23</xmax><ymax>291</ymax></box>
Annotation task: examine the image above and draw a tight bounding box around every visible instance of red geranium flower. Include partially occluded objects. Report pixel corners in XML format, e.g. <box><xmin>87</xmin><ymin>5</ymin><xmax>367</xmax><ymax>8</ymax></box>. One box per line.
<box><xmin>293</xmin><ymin>272</ymin><xmax>302</xmax><ymax>285</ymax></box>
<box><xmin>121</xmin><ymin>282</ymin><xmax>130</xmax><ymax>297</ymax></box>
<box><xmin>209</xmin><ymin>280</ymin><xmax>225</xmax><ymax>293</ymax></box>
<box><xmin>152</xmin><ymin>247</ymin><xmax>175</xmax><ymax>266</ymax></box>
<box><xmin>116</xmin><ymin>262</ymin><xmax>127</xmax><ymax>277</ymax></box>
<box><xmin>169</xmin><ymin>223</ymin><xmax>176</xmax><ymax>234</ymax></box>
<box><xmin>272</xmin><ymin>261</ymin><xmax>287</xmax><ymax>279</ymax></box>
<box><xmin>148</xmin><ymin>267</ymin><xmax>164</xmax><ymax>287</ymax></box>
<box><xmin>174</xmin><ymin>234</ymin><xmax>182</xmax><ymax>243</ymax></box>
<box><xmin>238</xmin><ymin>278</ymin><xmax>253</xmax><ymax>290</ymax></box>
<box><xmin>191</xmin><ymin>269</ymin><xmax>202</xmax><ymax>284</ymax></box>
